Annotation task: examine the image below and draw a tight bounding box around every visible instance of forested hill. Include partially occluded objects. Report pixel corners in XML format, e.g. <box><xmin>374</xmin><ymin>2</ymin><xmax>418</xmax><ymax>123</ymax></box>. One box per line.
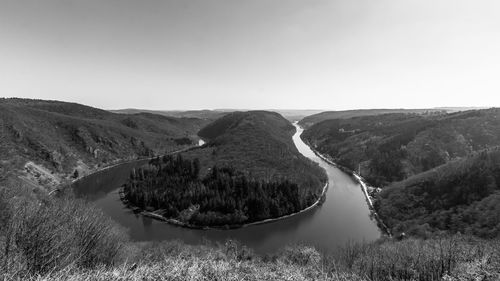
<box><xmin>198</xmin><ymin>110</ymin><xmax>294</xmax><ymax>142</ymax></box>
<box><xmin>0</xmin><ymin>98</ymin><xmax>208</xmax><ymax>191</ymax></box>
<box><xmin>376</xmin><ymin>149</ymin><xmax>500</xmax><ymax>238</ymax></box>
<box><xmin>298</xmin><ymin>108</ymin><xmax>449</xmax><ymax>128</ymax></box>
<box><xmin>301</xmin><ymin>108</ymin><xmax>500</xmax><ymax>237</ymax></box>
<box><xmin>191</xmin><ymin>111</ymin><xmax>326</xmax><ymax>192</ymax></box>
<box><xmin>301</xmin><ymin>109</ymin><xmax>500</xmax><ymax>186</ymax></box>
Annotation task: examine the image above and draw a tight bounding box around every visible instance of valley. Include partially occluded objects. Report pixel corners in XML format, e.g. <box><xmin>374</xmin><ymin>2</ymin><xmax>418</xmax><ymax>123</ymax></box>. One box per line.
<box><xmin>1</xmin><ymin>99</ymin><xmax>499</xmax><ymax>280</ymax></box>
<box><xmin>3</xmin><ymin>0</ymin><xmax>500</xmax><ymax>278</ymax></box>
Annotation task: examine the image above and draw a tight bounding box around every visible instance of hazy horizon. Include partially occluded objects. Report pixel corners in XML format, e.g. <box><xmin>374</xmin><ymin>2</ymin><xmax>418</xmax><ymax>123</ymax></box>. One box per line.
<box><xmin>109</xmin><ymin>106</ymin><xmax>489</xmax><ymax>112</ymax></box>
<box><xmin>1</xmin><ymin>0</ymin><xmax>499</xmax><ymax>110</ymax></box>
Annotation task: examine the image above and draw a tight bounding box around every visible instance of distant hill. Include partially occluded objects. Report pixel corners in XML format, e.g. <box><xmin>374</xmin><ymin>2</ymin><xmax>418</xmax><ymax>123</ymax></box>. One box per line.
<box><xmin>0</xmin><ymin>98</ymin><xmax>208</xmax><ymax>191</ymax></box>
<box><xmin>299</xmin><ymin>108</ymin><xmax>454</xmax><ymax>128</ymax></box>
<box><xmin>376</xmin><ymin>149</ymin><xmax>500</xmax><ymax>238</ymax></box>
<box><xmin>111</xmin><ymin>109</ymin><xmax>230</xmax><ymax>121</ymax></box>
<box><xmin>112</xmin><ymin>108</ymin><xmax>323</xmax><ymax>122</ymax></box>
<box><xmin>270</xmin><ymin>109</ymin><xmax>325</xmax><ymax>122</ymax></box>
<box><xmin>435</xmin><ymin>107</ymin><xmax>488</xmax><ymax>112</ymax></box>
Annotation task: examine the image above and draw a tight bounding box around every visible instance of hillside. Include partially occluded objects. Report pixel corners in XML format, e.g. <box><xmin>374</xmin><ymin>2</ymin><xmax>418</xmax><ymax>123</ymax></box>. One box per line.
<box><xmin>298</xmin><ymin>108</ymin><xmax>449</xmax><ymax>128</ymax></box>
<box><xmin>301</xmin><ymin>108</ymin><xmax>500</xmax><ymax>237</ymax></box>
<box><xmin>122</xmin><ymin>111</ymin><xmax>327</xmax><ymax>226</ymax></box>
<box><xmin>0</xmin><ymin>98</ymin><xmax>207</xmax><ymax>191</ymax></box>
<box><xmin>376</xmin><ymin>149</ymin><xmax>500</xmax><ymax>238</ymax></box>
<box><xmin>191</xmin><ymin>111</ymin><xmax>326</xmax><ymax>191</ymax></box>
<box><xmin>301</xmin><ymin>109</ymin><xmax>500</xmax><ymax>186</ymax></box>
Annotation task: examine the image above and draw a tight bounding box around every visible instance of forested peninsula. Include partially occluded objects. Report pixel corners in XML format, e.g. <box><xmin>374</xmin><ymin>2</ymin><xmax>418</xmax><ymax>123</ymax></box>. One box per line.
<box><xmin>122</xmin><ymin>111</ymin><xmax>327</xmax><ymax>227</ymax></box>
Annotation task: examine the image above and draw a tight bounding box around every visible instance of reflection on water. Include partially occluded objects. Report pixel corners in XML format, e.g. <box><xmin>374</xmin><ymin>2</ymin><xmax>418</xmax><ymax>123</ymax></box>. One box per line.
<box><xmin>72</xmin><ymin>124</ymin><xmax>381</xmax><ymax>253</ymax></box>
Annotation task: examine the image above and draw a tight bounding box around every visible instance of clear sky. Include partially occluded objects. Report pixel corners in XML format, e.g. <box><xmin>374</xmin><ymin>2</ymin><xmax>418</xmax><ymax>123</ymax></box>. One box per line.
<box><xmin>1</xmin><ymin>0</ymin><xmax>499</xmax><ymax>110</ymax></box>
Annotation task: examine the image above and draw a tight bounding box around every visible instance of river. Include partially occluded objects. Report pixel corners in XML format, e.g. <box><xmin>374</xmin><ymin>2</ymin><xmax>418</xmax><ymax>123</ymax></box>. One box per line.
<box><xmin>72</xmin><ymin>123</ymin><xmax>381</xmax><ymax>253</ymax></box>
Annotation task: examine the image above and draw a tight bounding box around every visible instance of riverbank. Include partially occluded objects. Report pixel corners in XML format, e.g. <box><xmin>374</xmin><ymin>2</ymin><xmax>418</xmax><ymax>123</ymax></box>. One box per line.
<box><xmin>118</xmin><ymin>181</ymin><xmax>329</xmax><ymax>230</ymax></box>
<box><xmin>301</xmin><ymin>140</ymin><xmax>392</xmax><ymax>237</ymax></box>
<box><xmin>54</xmin><ymin>145</ymin><xmax>198</xmax><ymax>195</ymax></box>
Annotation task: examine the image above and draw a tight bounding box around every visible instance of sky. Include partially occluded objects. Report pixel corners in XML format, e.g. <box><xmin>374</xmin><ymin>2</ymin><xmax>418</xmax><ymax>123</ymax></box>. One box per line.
<box><xmin>0</xmin><ymin>0</ymin><xmax>499</xmax><ymax>110</ymax></box>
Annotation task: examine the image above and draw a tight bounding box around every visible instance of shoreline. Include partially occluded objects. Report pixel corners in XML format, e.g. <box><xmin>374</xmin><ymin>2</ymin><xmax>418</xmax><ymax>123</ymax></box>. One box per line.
<box><xmin>118</xmin><ymin>181</ymin><xmax>329</xmax><ymax>230</ymax></box>
<box><xmin>53</xmin><ymin>145</ymin><xmax>197</xmax><ymax>195</ymax></box>
<box><xmin>302</xmin><ymin>140</ymin><xmax>392</xmax><ymax>237</ymax></box>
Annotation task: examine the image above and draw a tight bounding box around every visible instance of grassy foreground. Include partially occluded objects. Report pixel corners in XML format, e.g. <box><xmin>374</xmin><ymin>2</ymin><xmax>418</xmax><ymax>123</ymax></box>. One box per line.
<box><xmin>3</xmin><ymin>236</ymin><xmax>499</xmax><ymax>280</ymax></box>
<box><xmin>1</xmin><ymin>187</ymin><xmax>500</xmax><ymax>280</ymax></box>
<box><xmin>2</xmin><ymin>185</ymin><xmax>500</xmax><ymax>279</ymax></box>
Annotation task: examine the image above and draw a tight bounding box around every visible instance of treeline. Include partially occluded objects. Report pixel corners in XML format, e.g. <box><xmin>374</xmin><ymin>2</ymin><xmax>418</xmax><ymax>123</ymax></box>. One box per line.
<box><xmin>122</xmin><ymin>154</ymin><xmax>318</xmax><ymax>226</ymax></box>
<box><xmin>375</xmin><ymin>149</ymin><xmax>500</xmax><ymax>238</ymax></box>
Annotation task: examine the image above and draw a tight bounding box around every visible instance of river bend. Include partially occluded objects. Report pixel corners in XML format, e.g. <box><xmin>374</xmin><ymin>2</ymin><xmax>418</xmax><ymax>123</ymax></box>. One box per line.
<box><xmin>72</xmin><ymin>123</ymin><xmax>381</xmax><ymax>253</ymax></box>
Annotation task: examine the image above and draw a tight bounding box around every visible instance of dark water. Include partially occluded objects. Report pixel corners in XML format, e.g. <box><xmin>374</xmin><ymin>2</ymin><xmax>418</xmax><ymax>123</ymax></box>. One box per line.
<box><xmin>72</xmin><ymin>124</ymin><xmax>381</xmax><ymax>253</ymax></box>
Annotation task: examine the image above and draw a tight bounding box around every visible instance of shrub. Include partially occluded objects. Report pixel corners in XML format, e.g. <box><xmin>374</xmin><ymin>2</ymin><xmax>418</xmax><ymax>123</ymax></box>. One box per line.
<box><xmin>280</xmin><ymin>245</ymin><xmax>322</xmax><ymax>267</ymax></box>
<box><xmin>328</xmin><ymin>235</ymin><xmax>500</xmax><ymax>281</ymax></box>
<box><xmin>0</xmin><ymin>193</ymin><xmax>127</xmax><ymax>277</ymax></box>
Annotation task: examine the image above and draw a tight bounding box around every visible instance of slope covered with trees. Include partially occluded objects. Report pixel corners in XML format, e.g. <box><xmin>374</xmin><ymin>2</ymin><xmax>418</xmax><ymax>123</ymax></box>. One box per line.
<box><xmin>301</xmin><ymin>108</ymin><xmax>500</xmax><ymax>237</ymax></box>
<box><xmin>376</xmin><ymin>149</ymin><xmax>500</xmax><ymax>238</ymax></box>
<box><xmin>0</xmin><ymin>98</ymin><xmax>207</xmax><ymax>191</ymax></box>
<box><xmin>190</xmin><ymin>111</ymin><xmax>326</xmax><ymax>198</ymax></box>
<box><xmin>302</xmin><ymin>109</ymin><xmax>500</xmax><ymax>186</ymax></box>
<box><xmin>122</xmin><ymin>111</ymin><xmax>327</xmax><ymax>226</ymax></box>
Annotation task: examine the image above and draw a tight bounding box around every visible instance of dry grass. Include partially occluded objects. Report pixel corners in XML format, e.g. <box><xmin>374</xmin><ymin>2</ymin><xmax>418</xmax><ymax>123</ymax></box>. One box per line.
<box><xmin>0</xmin><ymin>190</ymin><xmax>126</xmax><ymax>279</ymax></box>
<box><xmin>2</xmin><ymin>237</ymin><xmax>498</xmax><ymax>281</ymax></box>
<box><xmin>21</xmin><ymin>243</ymin><xmax>365</xmax><ymax>281</ymax></box>
<box><xmin>1</xmin><ymin>188</ymin><xmax>499</xmax><ymax>281</ymax></box>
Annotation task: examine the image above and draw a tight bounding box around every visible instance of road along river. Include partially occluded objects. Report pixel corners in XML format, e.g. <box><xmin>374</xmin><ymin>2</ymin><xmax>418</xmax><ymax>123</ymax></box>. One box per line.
<box><xmin>72</xmin><ymin>123</ymin><xmax>381</xmax><ymax>253</ymax></box>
